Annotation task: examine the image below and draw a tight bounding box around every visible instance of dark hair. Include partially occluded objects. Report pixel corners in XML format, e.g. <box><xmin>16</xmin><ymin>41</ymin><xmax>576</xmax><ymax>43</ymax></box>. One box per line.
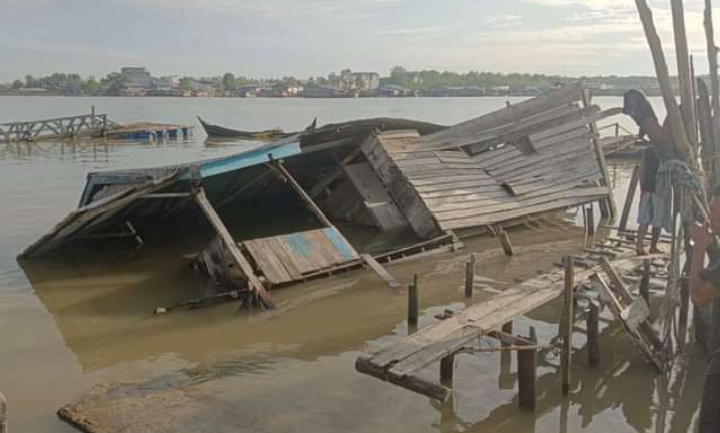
<box><xmin>623</xmin><ymin>90</ymin><xmax>656</xmax><ymax>121</ymax></box>
<box><xmin>712</xmin><ymin>184</ymin><xmax>720</xmax><ymax>198</ymax></box>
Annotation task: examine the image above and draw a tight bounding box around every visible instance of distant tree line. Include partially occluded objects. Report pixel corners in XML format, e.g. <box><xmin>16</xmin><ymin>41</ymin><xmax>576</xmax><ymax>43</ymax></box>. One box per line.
<box><xmin>382</xmin><ymin>66</ymin><xmax>568</xmax><ymax>90</ymax></box>
<box><xmin>0</xmin><ymin>67</ymin><xmax>664</xmax><ymax>96</ymax></box>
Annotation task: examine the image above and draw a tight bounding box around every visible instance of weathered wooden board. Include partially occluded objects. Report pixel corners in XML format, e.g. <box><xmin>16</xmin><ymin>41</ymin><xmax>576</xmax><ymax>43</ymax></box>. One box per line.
<box><xmin>243</xmin><ymin>228</ymin><xmax>360</xmax><ymax>285</ymax></box>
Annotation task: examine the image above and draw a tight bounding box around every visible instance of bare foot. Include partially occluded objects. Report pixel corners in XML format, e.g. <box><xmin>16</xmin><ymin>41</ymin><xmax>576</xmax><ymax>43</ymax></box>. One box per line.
<box><xmin>637</xmin><ymin>247</ymin><xmax>647</xmax><ymax>256</ymax></box>
<box><xmin>649</xmin><ymin>247</ymin><xmax>662</xmax><ymax>254</ymax></box>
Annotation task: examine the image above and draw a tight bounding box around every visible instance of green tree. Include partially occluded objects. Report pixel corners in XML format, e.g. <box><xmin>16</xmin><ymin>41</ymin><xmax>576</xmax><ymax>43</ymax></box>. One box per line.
<box><xmin>12</xmin><ymin>79</ymin><xmax>23</xmax><ymax>90</ymax></box>
<box><xmin>100</xmin><ymin>73</ymin><xmax>128</xmax><ymax>96</ymax></box>
<box><xmin>222</xmin><ymin>72</ymin><xmax>235</xmax><ymax>91</ymax></box>
<box><xmin>179</xmin><ymin>77</ymin><xmax>194</xmax><ymax>92</ymax></box>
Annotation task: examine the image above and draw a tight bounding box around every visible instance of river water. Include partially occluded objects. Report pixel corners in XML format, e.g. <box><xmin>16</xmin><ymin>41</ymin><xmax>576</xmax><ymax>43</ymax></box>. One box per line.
<box><xmin>0</xmin><ymin>96</ymin><xmax>706</xmax><ymax>432</ymax></box>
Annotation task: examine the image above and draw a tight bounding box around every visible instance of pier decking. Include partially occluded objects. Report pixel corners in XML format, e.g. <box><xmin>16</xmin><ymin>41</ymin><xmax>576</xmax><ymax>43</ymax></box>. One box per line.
<box><xmin>356</xmin><ymin>235</ymin><xmax>669</xmax><ymax>407</ymax></box>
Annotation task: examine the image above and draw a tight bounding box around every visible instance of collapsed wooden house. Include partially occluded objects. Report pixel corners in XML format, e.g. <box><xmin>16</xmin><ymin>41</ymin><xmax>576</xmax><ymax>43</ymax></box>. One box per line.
<box><xmin>19</xmin><ymin>83</ymin><xmax>619</xmax><ymax>308</ymax></box>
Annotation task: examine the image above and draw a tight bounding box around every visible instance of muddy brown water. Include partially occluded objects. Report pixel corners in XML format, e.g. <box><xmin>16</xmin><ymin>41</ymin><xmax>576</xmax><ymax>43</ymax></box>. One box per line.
<box><xmin>0</xmin><ymin>96</ymin><xmax>706</xmax><ymax>432</ymax></box>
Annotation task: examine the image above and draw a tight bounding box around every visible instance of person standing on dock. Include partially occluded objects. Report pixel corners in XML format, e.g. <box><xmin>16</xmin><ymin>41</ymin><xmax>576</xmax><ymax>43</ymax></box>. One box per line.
<box><xmin>622</xmin><ymin>90</ymin><xmax>675</xmax><ymax>255</ymax></box>
<box><xmin>690</xmin><ymin>186</ymin><xmax>720</xmax><ymax>433</ymax></box>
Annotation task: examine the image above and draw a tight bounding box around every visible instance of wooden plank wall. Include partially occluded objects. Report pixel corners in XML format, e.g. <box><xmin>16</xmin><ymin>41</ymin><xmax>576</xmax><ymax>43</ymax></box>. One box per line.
<box><xmin>361</xmin><ymin>131</ymin><xmax>442</xmax><ymax>239</ymax></box>
<box><xmin>243</xmin><ymin>227</ymin><xmax>361</xmax><ymax>285</ymax></box>
<box><xmin>364</xmin><ymin>103</ymin><xmax>611</xmax><ymax>235</ymax></box>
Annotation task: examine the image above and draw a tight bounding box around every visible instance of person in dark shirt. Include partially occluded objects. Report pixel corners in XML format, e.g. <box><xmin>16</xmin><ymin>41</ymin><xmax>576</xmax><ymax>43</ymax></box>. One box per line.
<box><xmin>622</xmin><ymin>90</ymin><xmax>671</xmax><ymax>255</ymax></box>
<box><xmin>690</xmin><ymin>185</ymin><xmax>720</xmax><ymax>433</ymax></box>
<box><xmin>637</xmin><ymin>146</ymin><xmax>663</xmax><ymax>255</ymax></box>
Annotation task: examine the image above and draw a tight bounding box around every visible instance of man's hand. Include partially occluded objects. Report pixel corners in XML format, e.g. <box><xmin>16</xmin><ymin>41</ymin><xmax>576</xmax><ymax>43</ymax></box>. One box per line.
<box><xmin>691</xmin><ymin>222</ymin><xmax>714</xmax><ymax>252</ymax></box>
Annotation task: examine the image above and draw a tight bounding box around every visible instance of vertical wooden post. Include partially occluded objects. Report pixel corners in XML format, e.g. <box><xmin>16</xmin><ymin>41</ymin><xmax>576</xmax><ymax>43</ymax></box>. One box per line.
<box><xmin>90</xmin><ymin>105</ymin><xmax>96</xmax><ymax>135</ymax></box>
<box><xmin>586</xmin><ymin>302</ymin><xmax>600</xmax><ymax>367</ymax></box>
<box><xmin>671</xmin><ymin>0</ymin><xmax>699</xmax><ymax>146</ymax></box>
<box><xmin>502</xmin><ymin>321</ymin><xmax>513</xmax><ymax>347</ymax></box>
<box><xmin>408</xmin><ymin>274</ymin><xmax>419</xmax><ymax>326</ymax></box>
<box><xmin>464</xmin><ymin>254</ymin><xmax>476</xmax><ymax>298</ymax></box>
<box><xmin>705</xmin><ymin>0</ymin><xmax>720</xmax><ymax>186</ymax></box>
<box><xmin>561</xmin><ymin>256</ymin><xmax>575</xmax><ymax>395</ymax></box>
<box><xmin>440</xmin><ymin>353</ymin><xmax>455</xmax><ymax>384</ymax></box>
<box><xmin>619</xmin><ymin>165</ymin><xmax>640</xmax><ymax>232</ymax></box>
<box><xmin>498</xmin><ymin>229</ymin><xmax>514</xmax><ymax>256</ymax></box>
<box><xmin>634</xmin><ymin>0</ymin><xmax>697</xmax><ymax>160</ymax></box>
<box><xmin>586</xmin><ymin>204</ymin><xmax>596</xmax><ymax>236</ymax></box>
<box><xmin>640</xmin><ymin>258</ymin><xmax>651</xmax><ymax>304</ymax></box>
<box><xmin>582</xmin><ymin>84</ymin><xmax>616</xmax><ymax>220</ymax></box>
<box><xmin>517</xmin><ymin>347</ymin><xmax>537</xmax><ymax>411</ymax></box>
<box><xmin>678</xmin><ymin>276</ymin><xmax>690</xmax><ymax>346</ymax></box>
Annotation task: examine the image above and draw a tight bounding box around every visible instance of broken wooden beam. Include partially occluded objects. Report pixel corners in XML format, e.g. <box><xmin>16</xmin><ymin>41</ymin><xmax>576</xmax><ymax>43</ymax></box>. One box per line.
<box><xmin>440</xmin><ymin>354</ymin><xmax>455</xmax><ymax>384</ymax></box>
<box><xmin>271</xmin><ymin>161</ymin><xmax>334</xmax><ymax>228</ymax></box>
<box><xmin>498</xmin><ymin>229</ymin><xmax>514</xmax><ymax>257</ymax></box>
<box><xmin>619</xmin><ymin>166</ymin><xmax>639</xmax><ymax>232</ymax></box>
<box><xmin>355</xmin><ymin>357</ymin><xmax>450</xmax><ymax>402</ymax></box>
<box><xmin>361</xmin><ymin>254</ymin><xmax>400</xmax><ymax>290</ymax></box>
<box><xmin>194</xmin><ymin>188</ymin><xmax>275</xmax><ymax>309</ymax></box>
<box><xmin>517</xmin><ymin>343</ymin><xmax>537</xmax><ymax>411</ymax></box>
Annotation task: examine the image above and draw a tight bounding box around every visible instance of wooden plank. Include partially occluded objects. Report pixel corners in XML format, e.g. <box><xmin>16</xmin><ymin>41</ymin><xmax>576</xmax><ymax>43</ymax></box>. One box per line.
<box><xmin>619</xmin><ymin>165</ymin><xmax>640</xmax><ymax>231</ymax></box>
<box><xmin>582</xmin><ymin>84</ymin><xmax>617</xmax><ymax>220</ymax></box>
<box><xmin>272</xmin><ymin>162</ymin><xmax>333</xmax><ymax>228</ymax></box>
<box><xmin>361</xmin><ymin>254</ymin><xmax>400</xmax><ymax>289</ymax></box>
<box><xmin>194</xmin><ymin>189</ymin><xmax>275</xmax><ymax>309</ymax></box>
<box><xmin>561</xmin><ymin>256</ymin><xmax>575</xmax><ymax>395</ymax></box>
<box><xmin>243</xmin><ymin>239</ymin><xmax>293</xmax><ymax>284</ymax></box>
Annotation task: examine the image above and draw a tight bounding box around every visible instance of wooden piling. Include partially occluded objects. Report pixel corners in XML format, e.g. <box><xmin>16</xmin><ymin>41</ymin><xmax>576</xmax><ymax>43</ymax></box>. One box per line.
<box><xmin>619</xmin><ymin>165</ymin><xmax>639</xmax><ymax>232</ymax></box>
<box><xmin>561</xmin><ymin>256</ymin><xmax>575</xmax><ymax>395</ymax></box>
<box><xmin>678</xmin><ymin>276</ymin><xmax>690</xmax><ymax>346</ymax></box>
<box><xmin>501</xmin><ymin>321</ymin><xmax>513</xmax><ymax>347</ymax></box>
<box><xmin>0</xmin><ymin>390</ymin><xmax>6</xmax><ymax>433</ymax></box>
<box><xmin>640</xmin><ymin>258</ymin><xmax>651</xmax><ymax>305</ymax></box>
<box><xmin>586</xmin><ymin>302</ymin><xmax>600</xmax><ymax>367</ymax></box>
<box><xmin>498</xmin><ymin>229</ymin><xmax>514</xmax><ymax>257</ymax></box>
<box><xmin>465</xmin><ymin>254</ymin><xmax>476</xmax><ymax>298</ymax></box>
<box><xmin>440</xmin><ymin>354</ymin><xmax>455</xmax><ymax>384</ymax></box>
<box><xmin>671</xmin><ymin>0</ymin><xmax>699</xmax><ymax>145</ymax></box>
<box><xmin>408</xmin><ymin>274</ymin><xmax>419</xmax><ymax>326</ymax></box>
<box><xmin>586</xmin><ymin>204</ymin><xmax>596</xmax><ymax>236</ymax></box>
<box><xmin>517</xmin><ymin>346</ymin><xmax>536</xmax><ymax>411</ymax></box>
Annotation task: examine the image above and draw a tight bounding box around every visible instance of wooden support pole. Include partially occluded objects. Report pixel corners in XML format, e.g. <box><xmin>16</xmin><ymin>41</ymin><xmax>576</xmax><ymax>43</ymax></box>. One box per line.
<box><xmin>440</xmin><ymin>353</ymin><xmax>455</xmax><ymax>384</ymax></box>
<box><xmin>501</xmin><ymin>321</ymin><xmax>513</xmax><ymax>347</ymax></box>
<box><xmin>640</xmin><ymin>258</ymin><xmax>651</xmax><ymax>305</ymax></box>
<box><xmin>194</xmin><ymin>188</ymin><xmax>275</xmax><ymax>309</ymax></box>
<box><xmin>517</xmin><ymin>346</ymin><xmax>537</xmax><ymax>411</ymax></box>
<box><xmin>586</xmin><ymin>204</ymin><xmax>596</xmax><ymax>236</ymax></box>
<box><xmin>0</xmin><ymin>390</ymin><xmax>6</xmax><ymax>433</ymax></box>
<box><xmin>634</xmin><ymin>0</ymin><xmax>698</xmax><ymax>162</ymax></box>
<box><xmin>498</xmin><ymin>229</ymin><xmax>514</xmax><ymax>257</ymax></box>
<box><xmin>272</xmin><ymin>161</ymin><xmax>334</xmax><ymax>228</ymax></box>
<box><xmin>561</xmin><ymin>256</ymin><xmax>575</xmax><ymax>395</ymax></box>
<box><xmin>619</xmin><ymin>165</ymin><xmax>640</xmax><ymax>232</ymax></box>
<box><xmin>706</xmin><ymin>0</ymin><xmax>720</xmax><ymax>187</ymax></box>
<box><xmin>678</xmin><ymin>276</ymin><xmax>690</xmax><ymax>346</ymax></box>
<box><xmin>408</xmin><ymin>274</ymin><xmax>419</xmax><ymax>326</ymax></box>
<box><xmin>464</xmin><ymin>253</ymin><xmax>476</xmax><ymax>298</ymax></box>
<box><xmin>671</xmin><ymin>0</ymin><xmax>699</xmax><ymax>146</ymax></box>
<box><xmin>586</xmin><ymin>302</ymin><xmax>600</xmax><ymax>368</ymax></box>
<box><xmin>582</xmin><ymin>84</ymin><xmax>617</xmax><ymax>220</ymax></box>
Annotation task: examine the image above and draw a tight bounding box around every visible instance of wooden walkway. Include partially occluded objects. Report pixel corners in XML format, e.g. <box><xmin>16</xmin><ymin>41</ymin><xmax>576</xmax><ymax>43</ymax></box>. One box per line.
<box><xmin>0</xmin><ymin>112</ymin><xmax>110</xmax><ymax>142</ymax></box>
<box><xmin>356</xmin><ymin>236</ymin><xmax>669</xmax><ymax>405</ymax></box>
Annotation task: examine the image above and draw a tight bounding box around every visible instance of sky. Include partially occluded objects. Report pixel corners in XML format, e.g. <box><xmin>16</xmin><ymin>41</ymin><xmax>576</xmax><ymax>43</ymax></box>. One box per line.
<box><xmin>1</xmin><ymin>0</ymin><xmax>718</xmax><ymax>81</ymax></box>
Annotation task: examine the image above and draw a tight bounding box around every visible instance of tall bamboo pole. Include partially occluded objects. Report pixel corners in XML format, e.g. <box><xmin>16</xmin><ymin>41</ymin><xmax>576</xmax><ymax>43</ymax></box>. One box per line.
<box><xmin>705</xmin><ymin>0</ymin><xmax>720</xmax><ymax>186</ymax></box>
<box><xmin>634</xmin><ymin>0</ymin><xmax>698</xmax><ymax>165</ymax></box>
<box><xmin>671</xmin><ymin>0</ymin><xmax>699</xmax><ymax>146</ymax></box>
<box><xmin>705</xmin><ymin>0</ymin><xmax>720</xmax><ymax>116</ymax></box>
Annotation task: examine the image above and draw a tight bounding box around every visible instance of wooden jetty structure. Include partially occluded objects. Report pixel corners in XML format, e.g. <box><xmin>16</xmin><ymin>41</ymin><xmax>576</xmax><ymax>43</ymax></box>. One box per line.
<box><xmin>356</xmin><ymin>235</ymin><xmax>670</xmax><ymax>409</ymax></box>
<box><xmin>19</xmin><ymin>83</ymin><xmax>621</xmax><ymax>309</ymax></box>
<box><xmin>0</xmin><ymin>108</ymin><xmax>191</xmax><ymax>143</ymax></box>
<box><xmin>0</xmin><ymin>111</ymin><xmax>110</xmax><ymax>143</ymax></box>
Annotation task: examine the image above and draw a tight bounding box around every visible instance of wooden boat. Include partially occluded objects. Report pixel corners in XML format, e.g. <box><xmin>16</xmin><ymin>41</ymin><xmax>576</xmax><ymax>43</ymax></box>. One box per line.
<box><xmin>197</xmin><ymin>116</ymin><xmax>284</xmax><ymax>140</ymax></box>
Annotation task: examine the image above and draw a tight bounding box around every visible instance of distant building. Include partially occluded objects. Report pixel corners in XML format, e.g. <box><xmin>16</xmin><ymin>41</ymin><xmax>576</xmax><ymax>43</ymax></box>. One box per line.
<box><xmin>304</xmin><ymin>84</ymin><xmax>338</xmax><ymax>98</ymax></box>
<box><xmin>120</xmin><ymin>67</ymin><xmax>154</xmax><ymax>89</ymax></box>
<box><xmin>330</xmin><ymin>70</ymin><xmax>380</xmax><ymax>94</ymax></box>
<box><xmin>375</xmin><ymin>84</ymin><xmax>413</xmax><ymax>97</ymax></box>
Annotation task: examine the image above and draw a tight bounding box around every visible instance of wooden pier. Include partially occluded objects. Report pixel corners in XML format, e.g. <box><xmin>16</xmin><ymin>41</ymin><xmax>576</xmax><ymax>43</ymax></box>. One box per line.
<box><xmin>356</xmin><ymin>233</ymin><xmax>670</xmax><ymax>409</ymax></box>
<box><xmin>0</xmin><ymin>111</ymin><xmax>110</xmax><ymax>143</ymax></box>
<box><xmin>0</xmin><ymin>109</ymin><xmax>191</xmax><ymax>143</ymax></box>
